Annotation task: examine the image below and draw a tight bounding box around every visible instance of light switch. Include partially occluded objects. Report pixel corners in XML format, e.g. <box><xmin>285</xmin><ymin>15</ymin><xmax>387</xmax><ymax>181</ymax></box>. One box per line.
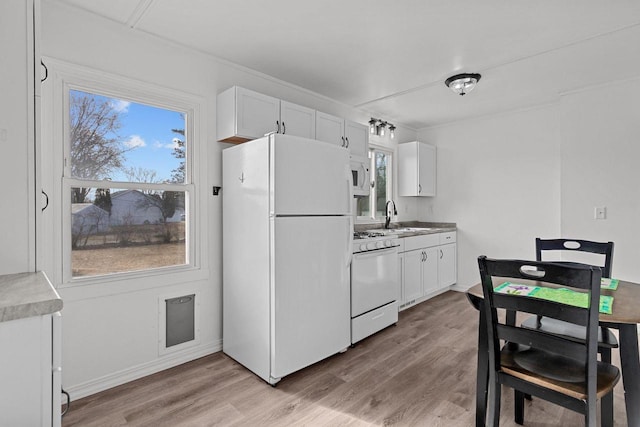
<box><xmin>594</xmin><ymin>206</ymin><xmax>606</xmax><ymax>220</ymax></box>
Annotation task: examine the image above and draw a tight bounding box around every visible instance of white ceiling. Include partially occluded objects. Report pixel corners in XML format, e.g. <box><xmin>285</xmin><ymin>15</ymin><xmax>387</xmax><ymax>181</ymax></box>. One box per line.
<box><xmin>52</xmin><ymin>0</ymin><xmax>640</xmax><ymax>129</ymax></box>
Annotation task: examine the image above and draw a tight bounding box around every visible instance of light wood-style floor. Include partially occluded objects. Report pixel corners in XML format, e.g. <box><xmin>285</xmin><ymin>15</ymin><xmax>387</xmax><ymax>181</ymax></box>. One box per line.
<box><xmin>63</xmin><ymin>291</ymin><xmax>628</xmax><ymax>426</ymax></box>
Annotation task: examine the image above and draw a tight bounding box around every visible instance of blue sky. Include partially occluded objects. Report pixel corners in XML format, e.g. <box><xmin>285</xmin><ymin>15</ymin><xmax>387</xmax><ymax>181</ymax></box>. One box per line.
<box><xmin>72</xmin><ymin>90</ymin><xmax>185</xmax><ymax>183</ymax></box>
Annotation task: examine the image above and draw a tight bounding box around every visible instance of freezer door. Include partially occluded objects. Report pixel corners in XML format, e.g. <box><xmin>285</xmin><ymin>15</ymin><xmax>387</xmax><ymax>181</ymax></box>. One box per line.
<box><xmin>271</xmin><ymin>134</ymin><xmax>351</xmax><ymax>215</ymax></box>
<box><xmin>271</xmin><ymin>216</ymin><xmax>351</xmax><ymax>380</ymax></box>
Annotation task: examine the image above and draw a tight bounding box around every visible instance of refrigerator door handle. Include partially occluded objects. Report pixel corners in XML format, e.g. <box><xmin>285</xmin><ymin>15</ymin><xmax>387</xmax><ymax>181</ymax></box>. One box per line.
<box><xmin>346</xmin><ymin>214</ymin><xmax>353</xmax><ymax>267</ymax></box>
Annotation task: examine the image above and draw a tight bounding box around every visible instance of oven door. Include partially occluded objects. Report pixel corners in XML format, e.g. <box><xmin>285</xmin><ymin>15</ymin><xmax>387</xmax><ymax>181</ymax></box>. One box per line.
<box><xmin>350</xmin><ymin>158</ymin><xmax>370</xmax><ymax>197</ymax></box>
<box><xmin>351</xmin><ymin>246</ymin><xmax>398</xmax><ymax>317</ymax></box>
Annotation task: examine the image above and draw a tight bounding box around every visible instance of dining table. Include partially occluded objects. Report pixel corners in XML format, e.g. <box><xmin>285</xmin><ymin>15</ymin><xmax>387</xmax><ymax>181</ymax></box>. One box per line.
<box><xmin>467</xmin><ymin>278</ymin><xmax>640</xmax><ymax>427</ymax></box>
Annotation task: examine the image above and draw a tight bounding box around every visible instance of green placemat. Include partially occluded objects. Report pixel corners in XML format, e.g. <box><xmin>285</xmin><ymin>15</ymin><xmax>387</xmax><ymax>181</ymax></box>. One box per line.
<box><xmin>495</xmin><ymin>282</ymin><xmax>613</xmax><ymax>314</ymax></box>
<box><xmin>601</xmin><ymin>278</ymin><xmax>619</xmax><ymax>290</ymax></box>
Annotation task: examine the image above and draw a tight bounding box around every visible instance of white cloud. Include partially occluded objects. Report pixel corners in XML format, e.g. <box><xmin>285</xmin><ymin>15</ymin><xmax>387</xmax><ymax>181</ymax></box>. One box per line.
<box><xmin>153</xmin><ymin>138</ymin><xmax>181</xmax><ymax>149</ymax></box>
<box><xmin>124</xmin><ymin>135</ymin><xmax>146</xmax><ymax>148</ymax></box>
<box><xmin>110</xmin><ymin>100</ymin><xmax>131</xmax><ymax>113</ymax></box>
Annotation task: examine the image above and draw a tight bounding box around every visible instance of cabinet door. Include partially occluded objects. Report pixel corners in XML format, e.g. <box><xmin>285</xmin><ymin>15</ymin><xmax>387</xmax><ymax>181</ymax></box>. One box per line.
<box><xmin>315</xmin><ymin>111</ymin><xmax>344</xmax><ymax>147</ymax></box>
<box><xmin>418</xmin><ymin>142</ymin><xmax>436</xmax><ymax>196</ymax></box>
<box><xmin>344</xmin><ymin>119</ymin><xmax>368</xmax><ymax>158</ymax></box>
<box><xmin>236</xmin><ymin>87</ymin><xmax>280</xmax><ymax>140</ymax></box>
<box><xmin>403</xmin><ymin>249</ymin><xmax>423</xmax><ymax>303</ymax></box>
<box><xmin>280</xmin><ymin>100</ymin><xmax>315</xmax><ymax>139</ymax></box>
<box><xmin>422</xmin><ymin>247</ymin><xmax>439</xmax><ymax>296</ymax></box>
<box><xmin>438</xmin><ymin>243</ymin><xmax>457</xmax><ymax>287</ymax></box>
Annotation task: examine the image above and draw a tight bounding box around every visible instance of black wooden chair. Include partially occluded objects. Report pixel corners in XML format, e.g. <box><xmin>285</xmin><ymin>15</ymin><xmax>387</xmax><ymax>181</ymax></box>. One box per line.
<box><xmin>477</xmin><ymin>256</ymin><xmax>620</xmax><ymax>426</ymax></box>
<box><xmin>521</xmin><ymin>239</ymin><xmax>618</xmax><ymax>362</ymax></box>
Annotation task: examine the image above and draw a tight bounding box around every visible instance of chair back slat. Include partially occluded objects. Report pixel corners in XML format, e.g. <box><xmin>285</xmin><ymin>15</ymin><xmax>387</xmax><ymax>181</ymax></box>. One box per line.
<box><xmin>497</xmin><ymin>324</ymin><xmax>588</xmax><ymax>363</ymax></box>
<box><xmin>493</xmin><ymin>293</ymin><xmax>589</xmax><ymax>327</ymax></box>
<box><xmin>536</xmin><ymin>238</ymin><xmax>614</xmax><ymax>278</ymax></box>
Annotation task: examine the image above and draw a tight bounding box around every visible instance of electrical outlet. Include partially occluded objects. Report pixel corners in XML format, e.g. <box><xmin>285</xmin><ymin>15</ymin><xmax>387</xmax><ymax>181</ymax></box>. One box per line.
<box><xmin>594</xmin><ymin>206</ymin><xmax>606</xmax><ymax>220</ymax></box>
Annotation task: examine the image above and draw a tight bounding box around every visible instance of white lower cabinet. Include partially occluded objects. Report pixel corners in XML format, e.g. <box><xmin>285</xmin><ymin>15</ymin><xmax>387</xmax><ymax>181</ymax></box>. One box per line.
<box><xmin>398</xmin><ymin>231</ymin><xmax>457</xmax><ymax>310</ymax></box>
<box><xmin>0</xmin><ymin>312</ymin><xmax>62</xmax><ymax>426</ymax></box>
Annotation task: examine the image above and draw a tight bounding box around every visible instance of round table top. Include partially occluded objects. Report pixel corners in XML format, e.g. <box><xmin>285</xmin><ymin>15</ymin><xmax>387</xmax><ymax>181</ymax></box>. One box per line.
<box><xmin>467</xmin><ymin>278</ymin><xmax>640</xmax><ymax>325</ymax></box>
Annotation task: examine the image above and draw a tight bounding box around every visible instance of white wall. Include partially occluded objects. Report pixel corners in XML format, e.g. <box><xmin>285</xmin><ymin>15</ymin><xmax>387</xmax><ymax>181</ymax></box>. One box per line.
<box><xmin>0</xmin><ymin>1</ymin><xmax>35</xmax><ymax>274</ymax></box>
<box><xmin>39</xmin><ymin>1</ymin><xmax>413</xmax><ymax>398</ymax></box>
<box><xmin>417</xmin><ymin>106</ymin><xmax>562</xmax><ymax>289</ymax></box>
<box><xmin>418</xmin><ymin>78</ymin><xmax>640</xmax><ymax>289</ymax></box>
<box><xmin>559</xmin><ymin>79</ymin><xmax>640</xmax><ymax>282</ymax></box>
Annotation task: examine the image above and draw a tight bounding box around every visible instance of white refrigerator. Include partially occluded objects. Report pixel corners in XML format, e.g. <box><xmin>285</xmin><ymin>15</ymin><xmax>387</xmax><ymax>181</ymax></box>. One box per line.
<box><xmin>222</xmin><ymin>133</ymin><xmax>353</xmax><ymax>385</ymax></box>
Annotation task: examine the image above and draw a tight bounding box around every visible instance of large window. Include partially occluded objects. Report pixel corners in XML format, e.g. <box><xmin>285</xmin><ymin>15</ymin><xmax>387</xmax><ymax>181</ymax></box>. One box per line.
<box><xmin>65</xmin><ymin>89</ymin><xmax>192</xmax><ymax>279</ymax></box>
<box><xmin>357</xmin><ymin>147</ymin><xmax>393</xmax><ymax>220</ymax></box>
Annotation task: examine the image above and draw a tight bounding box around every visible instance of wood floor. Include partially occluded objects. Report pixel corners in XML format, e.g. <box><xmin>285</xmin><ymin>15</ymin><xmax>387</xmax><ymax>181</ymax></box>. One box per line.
<box><xmin>62</xmin><ymin>291</ymin><xmax>628</xmax><ymax>426</ymax></box>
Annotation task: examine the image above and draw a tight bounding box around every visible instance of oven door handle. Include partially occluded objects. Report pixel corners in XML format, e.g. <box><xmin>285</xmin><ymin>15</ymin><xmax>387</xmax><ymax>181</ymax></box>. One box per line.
<box><xmin>353</xmin><ymin>247</ymin><xmax>398</xmax><ymax>258</ymax></box>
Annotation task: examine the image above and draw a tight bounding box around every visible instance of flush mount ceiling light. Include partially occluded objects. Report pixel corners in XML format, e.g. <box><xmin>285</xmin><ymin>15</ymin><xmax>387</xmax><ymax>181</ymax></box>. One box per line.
<box><xmin>445</xmin><ymin>73</ymin><xmax>482</xmax><ymax>96</ymax></box>
<box><xmin>369</xmin><ymin>118</ymin><xmax>395</xmax><ymax>139</ymax></box>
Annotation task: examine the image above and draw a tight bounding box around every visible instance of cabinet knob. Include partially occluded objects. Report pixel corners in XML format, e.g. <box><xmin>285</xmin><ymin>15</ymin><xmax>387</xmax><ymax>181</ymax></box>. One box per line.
<box><xmin>282</xmin><ymin>122</ymin><xmax>286</xmax><ymax>134</ymax></box>
<box><xmin>419</xmin><ymin>184</ymin><xmax>422</xmax><ymax>194</ymax></box>
<box><xmin>276</xmin><ymin>120</ymin><xmax>280</xmax><ymax>133</ymax></box>
<box><xmin>341</xmin><ymin>136</ymin><xmax>345</xmax><ymax>147</ymax></box>
<box><xmin>345</xmin><ymin>137</ymin><xmax>349</xmax><ymax>148</ymax></box>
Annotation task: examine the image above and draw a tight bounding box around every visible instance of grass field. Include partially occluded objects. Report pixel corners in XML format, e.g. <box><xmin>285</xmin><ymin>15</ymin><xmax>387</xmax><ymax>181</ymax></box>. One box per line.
<box><xmin>72</xmin><ymin>242</ymin><xmax>186</xmax><ymax>277</ymax></box>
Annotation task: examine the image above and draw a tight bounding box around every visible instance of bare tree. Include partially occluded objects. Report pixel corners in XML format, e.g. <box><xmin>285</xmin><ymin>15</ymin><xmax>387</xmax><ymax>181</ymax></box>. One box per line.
<box><xmin>70</xmin><ymin>91</ymin><xmax>126</xmax><ymax>203</ymax></box>
<box><xmin>123</xmin><ymin>167</ymin><xmax>158</xmax><ymax>192</ymax></box>
<box><xmin>170</xmin><ymin>128</ymin><xmax>185</xmax><ymax>183</ymax></box>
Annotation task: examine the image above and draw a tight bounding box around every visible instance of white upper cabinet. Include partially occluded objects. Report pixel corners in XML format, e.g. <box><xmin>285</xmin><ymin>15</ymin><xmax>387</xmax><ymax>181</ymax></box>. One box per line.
<box><xmin>217</xmin><ymin>86</ymin><xmax>368</xmax><ymax>152</ymax></box>
<box><xmin>315</xmin><ymin>112</ymin><xmax>369</xmax><ymax>158</ymax></box>
<box><xmin>217</xmin><ymin>86</ymin><xmax>279</xmax><ymax>143</ymax></box>
<box><xmin>315</xmin><ymin>111</ymin><xmax>344</xmax><ymax>147</ymax></box>
<box><xmin>398</xmin><ymin>141</ymin><xmax>436</xmax><ymax>197</ymax></box>
<box><xmin>280</xmin><ymin>100</ymin><xmax>315</xmax><ymax>140</ymax></box>
<box><xmin>344</xmin><ymin>119</ymin><xmax>368</xmax><ymax>159</ymax></box>
<box><xmin>217</xmin><ymin>87</ymin><xmax>316</xmax><ymax>143</ymax></box>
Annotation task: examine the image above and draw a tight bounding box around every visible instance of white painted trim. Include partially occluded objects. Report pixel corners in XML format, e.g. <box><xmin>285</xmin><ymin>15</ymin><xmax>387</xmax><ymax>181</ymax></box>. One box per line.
<box><xmin>40</xmin><ymin>57</ymin><xmax>208</xmax><ymax>292</ymax></box>
<box><xmin>64</xmin><ymin>342</ymin><xmax>221</xmax><ymax>401</ymax></box>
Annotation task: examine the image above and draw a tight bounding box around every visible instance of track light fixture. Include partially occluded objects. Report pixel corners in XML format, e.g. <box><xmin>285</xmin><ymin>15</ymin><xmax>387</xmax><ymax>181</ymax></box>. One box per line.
<box><xmin>369</xmin><ymin>118</ymin><xmax>395</xmax><ymax>139</ymax></box>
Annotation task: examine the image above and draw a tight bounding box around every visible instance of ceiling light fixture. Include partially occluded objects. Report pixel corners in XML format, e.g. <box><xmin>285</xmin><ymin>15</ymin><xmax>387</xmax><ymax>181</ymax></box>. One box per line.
<box><xmin>445</xmin><ymin>73</ymin><xmax>482</xmax><ymax>96</ymax></box>
<box><xmin>369</xmin><ymin>118</ymin><xmax>395</xmax><ymax>139</ymax></box>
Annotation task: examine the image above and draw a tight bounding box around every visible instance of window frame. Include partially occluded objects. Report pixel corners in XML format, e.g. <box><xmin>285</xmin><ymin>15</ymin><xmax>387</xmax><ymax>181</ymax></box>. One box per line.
<box><xmin>41</xmin><ymin>59</ymin><xmax>206</xmax><ymax>290</ymax></box>
<box><xmin>357</xmin><ymin>144</ymin><xmax>394</xmax><ymax>222</ymax></box>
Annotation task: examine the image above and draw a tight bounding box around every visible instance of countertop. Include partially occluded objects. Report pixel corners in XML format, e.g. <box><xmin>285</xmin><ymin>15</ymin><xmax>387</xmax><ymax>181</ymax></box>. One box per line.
<box><xmin>0</xmin><ymin>271</ymin><xmax>63</xmax><ymax>323</ymax></box>
<box><xmin>355</xmin><ymin>221</ymin><xmax>456</xmax><ymax>238</ymax></box>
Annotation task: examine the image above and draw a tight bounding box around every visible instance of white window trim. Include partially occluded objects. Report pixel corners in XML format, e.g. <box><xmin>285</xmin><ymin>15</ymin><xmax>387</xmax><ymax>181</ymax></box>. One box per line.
<box><xmin>40</xmin><ymin>58</ymin><xmax>208</xmax><ymax>292</ymax></box>
<box><xmin>357</xmin><ymin>144</ymin><xmax>394</xmax><ymax>223</ymax></box>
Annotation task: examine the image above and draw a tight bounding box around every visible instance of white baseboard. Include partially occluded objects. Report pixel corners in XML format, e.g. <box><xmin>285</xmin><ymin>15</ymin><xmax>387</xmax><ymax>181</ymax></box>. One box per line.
<box><xmin>450</xmin><ymin>284</ymin><xmax>472</xmax><ymax>292</ymax></box>
<box><xmin>64</xmin><ymin>340</ymin><xmax>222</xmax><ymax>402</ymax></box>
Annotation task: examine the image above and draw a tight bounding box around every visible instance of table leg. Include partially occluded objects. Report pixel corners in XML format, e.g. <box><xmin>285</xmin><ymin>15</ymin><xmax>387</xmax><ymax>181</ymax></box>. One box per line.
<box><xmin>619</xmin><ymin>323</ymin><xmax>640</xmax><ymax>427</ymax></box>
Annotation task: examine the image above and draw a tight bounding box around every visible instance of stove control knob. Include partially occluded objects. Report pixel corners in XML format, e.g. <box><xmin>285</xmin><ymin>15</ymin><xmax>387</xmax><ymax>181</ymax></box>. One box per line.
<box><xmin>375</xmin><ymin>241</ymin><xmax>384</xmax><ymax>249</ymax></box>
<box><xmin>384</xmin><ymin>240</ymin><xmax>392</xmax><ymax>247</ymax></box>
<box><xmin>359</xmin><ymin>244</ymin><xmax>367</xmax><ymax>251</ymax></box>
<box><xmin>366</xmin><ymin>242</ymin><xmax>376</xmax><ymax>250</ymax></box>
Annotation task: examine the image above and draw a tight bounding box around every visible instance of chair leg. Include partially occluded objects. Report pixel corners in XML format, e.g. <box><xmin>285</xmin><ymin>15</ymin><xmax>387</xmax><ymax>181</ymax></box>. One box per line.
<box><xmin>601</xmin><ymin>391</ymin><xmax>614</xmax><ymax>427</ymax></box>
<box><xmin>514</xmin><ymin>390</ymin><xmax>525</xmax><ymax>425</ymax></box>
<box><xmin>488</xmin><ymin>379</ymin><xmax>502</xmax><ymax>427</ymax></box>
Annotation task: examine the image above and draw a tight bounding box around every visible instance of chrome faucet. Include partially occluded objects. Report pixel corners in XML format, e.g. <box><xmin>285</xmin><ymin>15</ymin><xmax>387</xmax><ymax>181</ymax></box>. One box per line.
<box><xmin>385</xmin><ymin>200</ymin><xmax>397</xmax><ymax>229</ymax></box>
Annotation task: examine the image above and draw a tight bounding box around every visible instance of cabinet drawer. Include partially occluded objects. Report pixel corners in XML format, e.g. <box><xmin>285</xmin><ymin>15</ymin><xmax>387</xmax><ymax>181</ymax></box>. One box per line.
<box><xmin>351</xmin><ymin>301</ymin><xmax>398</xmax><ymax>344</ymax></box>
<box><xmin>439</xmin><ymin>232</ymin><xmax>456</xmax><ymax>244</ymax></box>
<box><xmin>403</xmin><ymin>234</ymin><xmax>440</xmax><ymax>252</ymax></box>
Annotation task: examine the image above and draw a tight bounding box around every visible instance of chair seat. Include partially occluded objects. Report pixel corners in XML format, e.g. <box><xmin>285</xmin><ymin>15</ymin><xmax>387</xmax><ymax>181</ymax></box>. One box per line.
<box><xmin>501</xmin><ymin>343</ymin><xmax>620</xmax><ymax>400</ymax></box>
<box><xmin>521</xmin><ymin>316</ymin><xmax>619</xmax><ymax>349</ymax></box>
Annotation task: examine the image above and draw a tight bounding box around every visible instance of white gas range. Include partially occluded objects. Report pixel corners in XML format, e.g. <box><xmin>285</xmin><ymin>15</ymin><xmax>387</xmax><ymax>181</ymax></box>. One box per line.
<box><xmin>350</xmin><ymin>230</ymin><xmax>400</xmax><ymax>344</ymax></box>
